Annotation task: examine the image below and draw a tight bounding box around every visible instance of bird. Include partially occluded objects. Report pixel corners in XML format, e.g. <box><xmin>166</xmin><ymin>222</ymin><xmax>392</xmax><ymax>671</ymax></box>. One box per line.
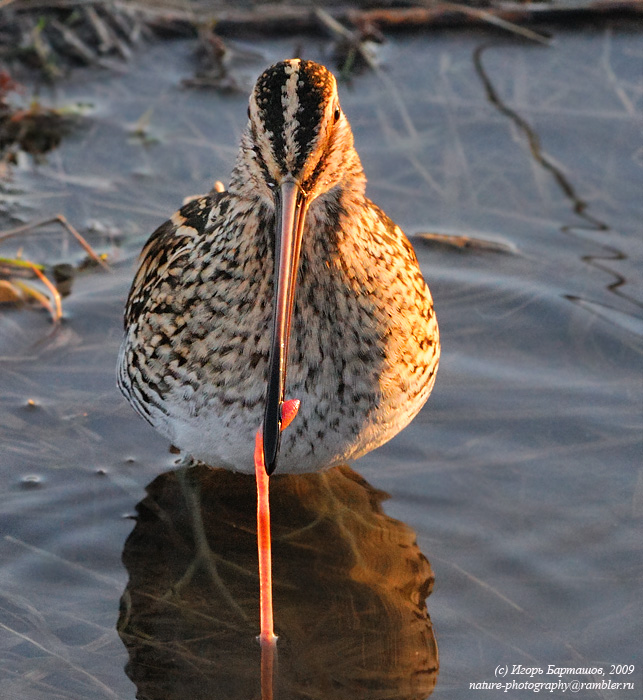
<box><xmin>117</xmin><ymin>58</ymin><xmax>440</xmax><ymax>477</ymax></box>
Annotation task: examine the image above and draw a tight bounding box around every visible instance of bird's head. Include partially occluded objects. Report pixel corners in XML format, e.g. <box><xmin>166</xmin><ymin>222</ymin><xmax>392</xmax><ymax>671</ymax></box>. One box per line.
<box><xmin>243</xmin><ymin>58</ymin><xmax>360</xmax><ymax>204</ymax></box>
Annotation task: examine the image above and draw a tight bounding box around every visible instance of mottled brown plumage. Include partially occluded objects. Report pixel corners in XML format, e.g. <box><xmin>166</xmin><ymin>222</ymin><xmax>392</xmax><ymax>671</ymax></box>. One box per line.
<box><xmin>118</xmin><ymin>59</ymin><xmax>439</xmax><ymax>474</ymax></box>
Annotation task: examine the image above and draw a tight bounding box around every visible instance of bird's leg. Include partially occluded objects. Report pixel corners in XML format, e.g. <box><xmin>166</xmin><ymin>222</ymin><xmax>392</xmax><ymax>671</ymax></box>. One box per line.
<box><xmin>254</xmin><ymin>399</ymin><xmax>300</xmax><ymax>647</ymax></box>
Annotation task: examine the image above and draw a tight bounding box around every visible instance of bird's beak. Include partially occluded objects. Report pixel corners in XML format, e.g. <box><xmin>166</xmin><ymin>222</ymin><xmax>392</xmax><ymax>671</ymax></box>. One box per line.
<box><xmin>263</xmin><ymin>177</ymin><xmax>308</xmax><ymax>475</ymax></box>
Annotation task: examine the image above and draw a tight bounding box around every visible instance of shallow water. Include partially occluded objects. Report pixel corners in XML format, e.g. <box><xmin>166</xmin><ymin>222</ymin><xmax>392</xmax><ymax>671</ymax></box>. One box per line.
<box><xmin>1</xmin><ymin>20</ymin><xmax>642</xmax><ymax>699</ymax></box>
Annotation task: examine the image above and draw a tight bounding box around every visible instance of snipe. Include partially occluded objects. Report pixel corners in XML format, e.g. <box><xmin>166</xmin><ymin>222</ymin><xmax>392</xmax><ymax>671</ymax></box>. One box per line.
<box><xmin>118</xmin><ymin>59</ymin><xmax>439</xmax><ymax>475</ymax></box>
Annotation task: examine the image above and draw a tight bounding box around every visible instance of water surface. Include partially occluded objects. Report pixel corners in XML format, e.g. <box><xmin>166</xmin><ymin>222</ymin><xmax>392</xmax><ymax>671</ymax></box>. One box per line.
<box><xmin>1</xmin><ymin>21</ymin><xmax>641</xmax><ymax>699</ymax></box>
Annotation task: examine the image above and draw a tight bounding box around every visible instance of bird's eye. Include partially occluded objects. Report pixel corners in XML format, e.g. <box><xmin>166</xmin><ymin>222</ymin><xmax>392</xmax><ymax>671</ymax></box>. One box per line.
<box><xmin>333</xmin><ymin>107</ymin><xmax>341</xmax><ymax>123</ymax></box>
<box><xmin>247</xmin><ymin>105</ymin><xmax>251</xmax><ymax>119</ymax></box>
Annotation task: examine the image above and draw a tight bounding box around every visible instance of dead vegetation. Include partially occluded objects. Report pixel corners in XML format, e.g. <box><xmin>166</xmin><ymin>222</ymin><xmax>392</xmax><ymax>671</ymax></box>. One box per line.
<box><xmin>0</xmin><ymin>214</ymin><xmax>109</xmax><ymax>323</ymax></box>
<box><xmin>1</xmin><ymin>1</ymin><xmax>640</xmax><ymax>83</ymax></box>
<box><xmin>0</xmin><ymin>68</ymin><xmax>82</xmax><ymax>167</ymax></box>
<box><xmin>0</xmin><ymin>0</ymin><xmax>144</xmax><ymax>77</ymax></box>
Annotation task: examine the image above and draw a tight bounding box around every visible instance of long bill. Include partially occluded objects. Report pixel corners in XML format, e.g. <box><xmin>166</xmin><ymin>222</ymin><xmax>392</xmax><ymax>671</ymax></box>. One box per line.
<box><xmin>263</xmin><ymin>177</ymin><xmax>307</xmax><ymax>475</ymax></box>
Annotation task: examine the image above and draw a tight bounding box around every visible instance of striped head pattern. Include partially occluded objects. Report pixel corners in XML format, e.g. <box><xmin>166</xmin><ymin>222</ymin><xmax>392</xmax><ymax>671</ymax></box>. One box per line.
<box><xmin>232</xmin><ymin>59</ymin><xmax>364</xmax><ymax>205</ymax></box>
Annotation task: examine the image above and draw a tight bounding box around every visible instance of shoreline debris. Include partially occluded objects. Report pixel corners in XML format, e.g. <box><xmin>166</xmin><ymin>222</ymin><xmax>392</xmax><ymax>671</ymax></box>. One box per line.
<box><xmin>0</xmin><ymin>214</ymin><xmax>109</xmax><ymax>323</ymax></box>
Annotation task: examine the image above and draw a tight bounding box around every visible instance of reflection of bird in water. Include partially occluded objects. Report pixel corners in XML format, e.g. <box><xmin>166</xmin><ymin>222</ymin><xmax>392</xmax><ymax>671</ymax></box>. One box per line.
<box><xmin>118</xmin><ymin>464</ymin><xmax>439</xmax><ymax>699</ymax></box>
<box><xmin>117</xmin><ymin>58</ymin><xmax>439</xmax><ymax>476</ymax></box>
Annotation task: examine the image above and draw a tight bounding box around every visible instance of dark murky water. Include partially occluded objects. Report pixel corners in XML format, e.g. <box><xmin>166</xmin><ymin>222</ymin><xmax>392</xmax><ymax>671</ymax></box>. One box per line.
<box><xmin>1</xmin><ymin>21</ymin><xmax>642</xmax><ymax>699</ymax></box>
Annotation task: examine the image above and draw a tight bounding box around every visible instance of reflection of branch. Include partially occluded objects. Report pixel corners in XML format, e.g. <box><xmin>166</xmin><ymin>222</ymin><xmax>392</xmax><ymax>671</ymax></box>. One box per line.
<box><xmin>473</xmin><ymin>44</ymin><xmax>643</xmax><ymax>311</ymax></box>
<box><xmin>473</xmin><ymin>44</ymin><xmax>607</xmax><ymax>231</ymax></box>
<box><xmin>172</xmin><ymin>470</ymin><xmax>249</xmax><ymax>622</ymax></box>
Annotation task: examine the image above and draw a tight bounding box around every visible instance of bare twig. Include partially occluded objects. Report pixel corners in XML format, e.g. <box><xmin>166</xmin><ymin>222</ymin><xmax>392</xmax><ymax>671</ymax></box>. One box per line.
<box><xmin>49</xmin><ymin>18</ymin><xmax>100</xmax><ymax>65</ymax></box>
<box><xmin>0</xmin><ymin>217</ymin><xmax>55</xmax><ymax>243</ymax></box>
<box><xmin>314</xmin><ymin>7</ymin><xmax>379</xmax><ymax>76</ymax></box>
<box><xmin>0</xmin><ymin>214</ymin><xmax>110</xmax><ymax>270</ymax></box>
<box><xmin>437</xmin><ymin>2</ymin><xmax>551</xmax><ymax>44</ymax></box>
<box><xmin>56</xmin><ymin>214</ymin><xmax>110</xmax><ymax>270</ymax></box>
